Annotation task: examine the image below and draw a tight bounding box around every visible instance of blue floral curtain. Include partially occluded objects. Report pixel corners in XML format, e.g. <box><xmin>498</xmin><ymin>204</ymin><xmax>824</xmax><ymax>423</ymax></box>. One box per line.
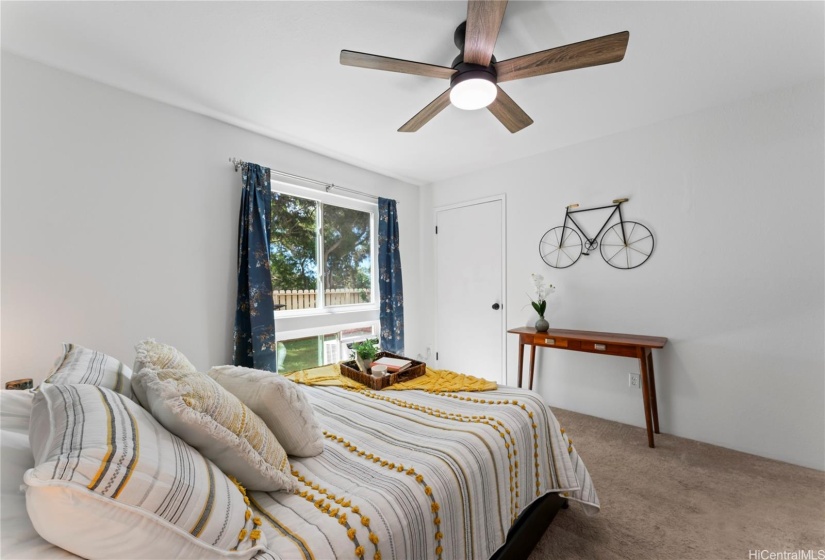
<box><xmin>233</xmin><ymin>163</ymin><xmax>277</xmax><ymax>371</ymax></box>
<box><xmin>378</xmin><ymin>197</ymin><xmax>404</xmax><ymax>354</ymax></box>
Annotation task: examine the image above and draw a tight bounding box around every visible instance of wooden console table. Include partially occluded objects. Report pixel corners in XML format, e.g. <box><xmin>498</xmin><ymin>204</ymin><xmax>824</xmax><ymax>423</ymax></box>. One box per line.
<box><xmin>508</xmin><ymin>327</ymin><xmax>668</xmax><ymax>448</ymax></box>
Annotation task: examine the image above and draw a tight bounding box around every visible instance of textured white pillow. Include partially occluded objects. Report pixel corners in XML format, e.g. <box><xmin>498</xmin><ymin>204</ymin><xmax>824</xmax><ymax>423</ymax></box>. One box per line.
<box><xmin>26</xmin><ymin>384</ymin><xmax>267</xmax><ymax>560</ymax></box>
<box><xmin>131</xmin><ymin>339</ymin><xmax>197</xmax><ymax>406</ymax></box>
<box><xmin>208</xmin><ymin>365</ymin><xmax>324</xmax><ymax>457</ymax></box>
<box><xmin>45</xmin><ymin>343</ymin><xmax>134</xmax><ymax>400</ymax></box>
<box><xmin>132</xmin><ymin>365</ymin><xmax>298</xmax><ymax>492</ymax></box>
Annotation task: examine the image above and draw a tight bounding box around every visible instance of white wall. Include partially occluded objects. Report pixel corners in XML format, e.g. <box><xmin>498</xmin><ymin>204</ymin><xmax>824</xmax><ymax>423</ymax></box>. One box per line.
<box><xmin>1</xmin><ymin>53</ymin><xmax>422</xmax><ymax>382</ymax></box>
<box><xmin>422</xmin><ymin>79</ymin><xmax>825</xmax><ymax>470</ymax></box>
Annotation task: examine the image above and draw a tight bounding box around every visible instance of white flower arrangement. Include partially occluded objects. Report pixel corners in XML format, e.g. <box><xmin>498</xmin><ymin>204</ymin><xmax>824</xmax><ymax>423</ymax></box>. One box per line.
<box><xmin>529</xmin><ymin>273</ymin><xmax>555</xmax><ymax>318</ymax></box>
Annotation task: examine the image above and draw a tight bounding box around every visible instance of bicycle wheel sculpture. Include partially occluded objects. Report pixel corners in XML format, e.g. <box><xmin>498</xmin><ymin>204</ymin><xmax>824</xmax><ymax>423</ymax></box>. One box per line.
<box><xmin>599</xmin><ymin>221</ymin><xmax>654</xmax><ymax>269</ymax></box>
<box><xmin>539</xmin><ymin>226</ymin><xmax>583</xmax><ymax>269</ymax></box>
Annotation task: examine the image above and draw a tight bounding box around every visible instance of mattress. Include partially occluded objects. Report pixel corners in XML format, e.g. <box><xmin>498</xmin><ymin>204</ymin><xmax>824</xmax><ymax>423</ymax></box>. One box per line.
<box><xmin>0</xmin><ymin>384</ymin><xmax>598</xmax><ymax>559</ymax></box>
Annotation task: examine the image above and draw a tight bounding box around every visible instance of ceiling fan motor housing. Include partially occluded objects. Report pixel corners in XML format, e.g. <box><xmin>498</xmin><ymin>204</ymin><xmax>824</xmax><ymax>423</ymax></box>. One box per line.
<box><xmin>450</xmin><ymin>63</ymin><xmax>497</xmax><ymax>89</ymax></box>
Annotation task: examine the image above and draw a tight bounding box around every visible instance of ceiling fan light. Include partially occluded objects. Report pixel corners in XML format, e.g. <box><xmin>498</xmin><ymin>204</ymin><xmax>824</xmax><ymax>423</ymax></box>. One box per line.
<box><xmin>450</xmin><ymin>77</ymin><xmax>497</xmax><ymax>110</ymax></box>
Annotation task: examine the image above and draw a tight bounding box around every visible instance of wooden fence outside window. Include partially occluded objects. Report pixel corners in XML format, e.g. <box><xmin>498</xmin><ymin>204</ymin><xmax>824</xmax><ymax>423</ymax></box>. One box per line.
<box><xmin>273</xmin><ymin>289</ymin><xmax>369</xmax><ymax>310</ymax></box>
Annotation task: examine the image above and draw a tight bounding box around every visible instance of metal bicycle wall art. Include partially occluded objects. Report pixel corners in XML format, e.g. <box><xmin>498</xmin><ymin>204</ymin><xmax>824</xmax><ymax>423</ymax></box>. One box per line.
<box><xmin>539</xmin><ymin>198</ymin><xmax>655</xmax><ymax>269</ymax></box>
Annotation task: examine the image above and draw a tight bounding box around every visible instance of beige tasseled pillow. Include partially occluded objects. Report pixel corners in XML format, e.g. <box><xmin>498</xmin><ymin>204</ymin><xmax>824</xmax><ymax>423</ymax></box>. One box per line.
<box><xmin>131</xmin><ymin>341</ymin><xmax>297</xmax><ymax>492</ymax></box>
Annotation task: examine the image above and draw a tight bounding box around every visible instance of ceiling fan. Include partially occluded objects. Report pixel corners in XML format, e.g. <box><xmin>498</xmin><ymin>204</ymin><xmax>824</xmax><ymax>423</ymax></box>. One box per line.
<box><xmin>340</xmin><ymin>0</ymin><xmax>629</xmax><ymax>133</ymax></box>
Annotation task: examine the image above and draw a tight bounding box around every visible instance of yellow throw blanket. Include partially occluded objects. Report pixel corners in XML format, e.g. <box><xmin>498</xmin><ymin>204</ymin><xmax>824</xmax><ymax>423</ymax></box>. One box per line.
<box><xmin>286</xmin><ymin>363</ymin><xmax>497</xmax><ymax>392</ymax></box>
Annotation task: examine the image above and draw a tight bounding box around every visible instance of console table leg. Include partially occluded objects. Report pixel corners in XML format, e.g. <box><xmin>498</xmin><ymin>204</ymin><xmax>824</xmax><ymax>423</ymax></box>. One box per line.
<box><xmin>646</xmin><ymin>349</ymin><xmax>660</xmax><ymax>434</ymax></box>
<box><xmin>528</xmin><ymin>344</ymin><xmax>537</xmax><ymax>391</ymax></box>
<box><xmin>517</xmin><ymin>342</ymin><xmax>525</xmax><ymax>388</ymax></box>
<box><xmin>637</xmin><ymin>347</ymin><xmax>655</xmax><ymax>448</ymax></box>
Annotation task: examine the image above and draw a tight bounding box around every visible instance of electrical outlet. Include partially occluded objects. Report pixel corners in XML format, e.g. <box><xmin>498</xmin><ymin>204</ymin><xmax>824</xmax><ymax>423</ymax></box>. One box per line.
<box><xmin>628</xmin><ymin>373</ymin><xmax>641</xmax><ymax>389</ymax></box>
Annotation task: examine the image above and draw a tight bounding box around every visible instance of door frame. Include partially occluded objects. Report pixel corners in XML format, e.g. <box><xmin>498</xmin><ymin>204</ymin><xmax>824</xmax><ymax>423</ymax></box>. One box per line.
<box><xmin>434</xmin><ymin>194</ymin><xmax>507</xmax><ymax>383</ymax></box>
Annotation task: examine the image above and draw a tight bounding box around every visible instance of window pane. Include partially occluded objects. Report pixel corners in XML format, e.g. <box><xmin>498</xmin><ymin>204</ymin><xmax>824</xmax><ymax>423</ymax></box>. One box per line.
<box><xmin>278</xmin><ymin>336</ymin><xmax>321</xmax><ymax>373</ymax></box>
<box><xmin>270</xmin><ymin>193</ymin><xmax>318</xmax><ymax>311</ymax></box>
<box><xmin>277</xmin><ymin>324</ymin><xmax>378</xmax><ymax>373</ymax></box>
<box><xmin>322</xmin><ymin>204</ymin><xmax>372</xmax><ymax>307</ymax></box>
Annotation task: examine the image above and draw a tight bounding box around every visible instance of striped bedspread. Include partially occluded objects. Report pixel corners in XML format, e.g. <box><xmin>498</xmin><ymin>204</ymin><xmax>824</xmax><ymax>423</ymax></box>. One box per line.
<box><xmin>251</xmin><ymin>385</ymin><xmax>599</xmax><ymax>560</ymax></box>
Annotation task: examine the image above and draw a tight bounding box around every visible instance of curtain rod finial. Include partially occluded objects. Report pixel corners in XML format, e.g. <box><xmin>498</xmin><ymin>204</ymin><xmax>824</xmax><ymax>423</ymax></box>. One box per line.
<box><xmin>229</xmin><ymin>157</ymin><xmax>244</xmax><ymax>172</ymax></box>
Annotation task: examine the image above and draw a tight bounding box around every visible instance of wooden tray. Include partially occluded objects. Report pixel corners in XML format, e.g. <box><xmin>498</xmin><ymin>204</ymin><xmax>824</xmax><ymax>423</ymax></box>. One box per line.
<box><xmin>340</xmin><ymin>351</ymin><xmax>426</xmax><ymax>390</ymax></box>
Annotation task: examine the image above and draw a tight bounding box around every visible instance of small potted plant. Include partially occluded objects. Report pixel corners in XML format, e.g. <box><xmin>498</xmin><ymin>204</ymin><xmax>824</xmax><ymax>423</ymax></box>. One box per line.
<box><xmin>352</xmin><ymin>339</ymin><xmax>378</xmax><ymax>372</ymax></box>
<box><xmin>529</xmin><ymin>273</ymin><xmax>555</xmax><ymax>332</ymax></box>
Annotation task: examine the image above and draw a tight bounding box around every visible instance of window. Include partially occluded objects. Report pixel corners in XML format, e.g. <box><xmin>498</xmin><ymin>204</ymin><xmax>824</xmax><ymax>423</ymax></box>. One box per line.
<box><xmin>269</xmin><ymin>183</ymin><xmax>376</xmax><ymax>314</ymax></box>
<box><xmin>276</xmin><ymin>322</ymin><xmax>379</xmax><ymax>373</ymax></box>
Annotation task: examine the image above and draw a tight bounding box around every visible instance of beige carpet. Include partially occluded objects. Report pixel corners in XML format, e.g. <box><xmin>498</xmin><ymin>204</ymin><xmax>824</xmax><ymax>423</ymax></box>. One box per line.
<box><xmin>530</xmin><ymin>408</ymin><xmax>825</xmax><ymax>560</ymax></box>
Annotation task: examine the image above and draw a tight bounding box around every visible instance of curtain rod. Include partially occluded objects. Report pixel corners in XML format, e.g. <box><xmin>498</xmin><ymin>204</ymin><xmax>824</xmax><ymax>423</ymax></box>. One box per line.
<box><xmin>229</xmin><ymin>157</ymin><xmax>382</xmax><ymax>202</ymax></box>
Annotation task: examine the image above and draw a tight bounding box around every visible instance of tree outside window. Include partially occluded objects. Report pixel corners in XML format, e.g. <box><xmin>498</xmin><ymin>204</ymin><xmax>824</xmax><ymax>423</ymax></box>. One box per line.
<box><xmin>269</xmin><ymin>191</ymin><xmax>373</xmax><ymax>311</ymax></box>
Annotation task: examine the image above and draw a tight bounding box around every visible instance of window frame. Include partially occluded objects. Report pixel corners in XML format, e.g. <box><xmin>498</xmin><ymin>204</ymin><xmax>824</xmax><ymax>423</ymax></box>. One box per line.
<box><xmin>269</xmin><ymin>180</ymin><xmax>379</xmax><ymax>319</ymax></box>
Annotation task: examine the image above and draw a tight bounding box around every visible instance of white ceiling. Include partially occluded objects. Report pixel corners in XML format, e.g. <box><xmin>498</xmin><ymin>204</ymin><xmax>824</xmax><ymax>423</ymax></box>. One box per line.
<box><xmin>2</xmin><ymin>1</ymin><xmax>823</xmax><ymax>185</ymax></box>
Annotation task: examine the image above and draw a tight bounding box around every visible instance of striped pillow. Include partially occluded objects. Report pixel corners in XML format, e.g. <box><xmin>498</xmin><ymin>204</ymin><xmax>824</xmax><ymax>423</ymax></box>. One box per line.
<box><xmin>132</xmin><ymin>365</ymin><xmax>298</xmax><ymax>492</ymax></box>
<box><xmin>45</xmin><ymin>343</ymin><xmax>134</xmax><ymax>400</ymax></box>
<box><xmin>25</xmin><ymin>384</ymin><xmax>267</xmax><ymax>559</ymax></box>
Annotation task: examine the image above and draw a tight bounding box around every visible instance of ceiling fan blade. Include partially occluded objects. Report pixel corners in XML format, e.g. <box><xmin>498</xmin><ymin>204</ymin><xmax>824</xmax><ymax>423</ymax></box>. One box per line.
<box><xmin>494</xmin><ymin>31</ymin><xmax>630</xmax><ymax>83</ymax></box>
<box><xmin>464</xmin><ymin>0</ymin><xmax>508</xmax><ymax>66</ymax></box>
<box><xmin>487</xmin><ymin>86</ymin><xmax>533</xmax><ymax>133</ymax></box>
<box><xmin>340</xmin><ymin>50</ymin><xmax>456</xmax><ymax>79</ymax></box>
<box><xmin>398</xmin><ymin>89</ymin><xmax>452</xmax><ymax>132</ymax></box>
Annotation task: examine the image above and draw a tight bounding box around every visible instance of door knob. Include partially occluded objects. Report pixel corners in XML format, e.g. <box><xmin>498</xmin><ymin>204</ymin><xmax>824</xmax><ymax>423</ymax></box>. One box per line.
<box><xmin>492</xmin><ymin>303</ymin><xmax>501</xmax><ymax>310</ymax></box>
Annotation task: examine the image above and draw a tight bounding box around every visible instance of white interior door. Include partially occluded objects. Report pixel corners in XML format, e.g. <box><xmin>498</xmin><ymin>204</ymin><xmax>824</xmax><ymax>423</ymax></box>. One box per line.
<box><xmin>435</xmin><ymin>197</ymin><xmax>505</xmax><ymax>383</ymax></box>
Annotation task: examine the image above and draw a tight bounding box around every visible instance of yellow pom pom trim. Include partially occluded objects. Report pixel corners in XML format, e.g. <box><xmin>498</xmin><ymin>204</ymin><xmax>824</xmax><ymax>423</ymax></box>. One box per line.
<box><xmin>369</xmin><ymin>533</ymin><xmax>379</xmax><ymax>544</ymax></box>
<box><xmin>347</xmin><ymin>527</ymin><xmax>357</xmax><ymax>540</ymax></box>
<box><xmin>355</xmin><ymin>546</ymin><xmax>365</xmax><ymax>557</ymax></box>
<box><xmin>238</xmin><ymin>529</ymin><xmax>247</xmax><ymax>541</ymax></box>
<box><xmin>250</xmin><ymin>529</ymin><xmax>261</xmax><ymax>541</ymax></box>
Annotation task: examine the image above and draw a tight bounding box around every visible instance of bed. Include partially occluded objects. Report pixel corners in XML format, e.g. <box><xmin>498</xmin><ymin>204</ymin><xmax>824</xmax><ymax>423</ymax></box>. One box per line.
<box><xmin>1</xmin><ymin>365</ymin><xmax>598</xmax><ymax>559</ymax></box>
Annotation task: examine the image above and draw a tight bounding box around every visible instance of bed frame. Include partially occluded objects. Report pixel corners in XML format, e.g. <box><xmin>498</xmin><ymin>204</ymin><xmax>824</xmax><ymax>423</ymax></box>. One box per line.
<box><xmin>491</xmin><ymin>494</ymin><xmax>568</xmax><ymax>560</ymax></box>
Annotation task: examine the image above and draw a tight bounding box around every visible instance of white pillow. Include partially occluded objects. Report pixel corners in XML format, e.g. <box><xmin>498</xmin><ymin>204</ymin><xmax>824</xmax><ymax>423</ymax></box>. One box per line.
<box><xmin>132</xmin><ymin>365</ymin><xmax>298</xmax><ymax>492</ymax></box>
<box><xmin>132</xmin><ymin>339</ymin><xmax>197</xmax><ymax>406</ymax></box>
<box><xmin>45</xmin><ymin>343</ymin><xmax>134</xmax><ymax>400</ymax></box>
<box><xmin>26</xmin><ymin>384</ymin><xmax>267</xmax><ymax>560</ymax></box>
<box><xmin>208</xmin><ymin>365</ymin><xmax>324</xmax><ymax>457</ymax></box>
